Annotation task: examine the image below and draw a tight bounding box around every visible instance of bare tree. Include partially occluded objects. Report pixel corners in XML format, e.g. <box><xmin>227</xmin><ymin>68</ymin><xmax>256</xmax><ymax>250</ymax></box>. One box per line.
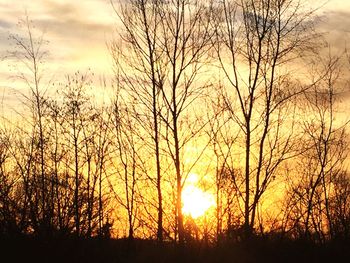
<box><xmin>214</xmin><ymin>0</ymin><xmax>319</xmax><ymax>237</ymax></box>
<box><xmin>155</xmin><ymin>0</ymin><xmax>214</xmax><ymax>244</ymax></box>
<box><xmin>205</xmin><ymin>94</ymin><xmax>242</xmax><ymax>242</ymax></box>
<box><xmin>61</xmin><ymin>72</ymin><xmax>96</xmax><ymax>236</ymax></box>
<box><xmin>112</xmin><ymin>0</ymin><xmax>214</xmax><ymax>244</ymax></box>
<box><xmin>111</xmin><ymin>0</ymin><xmax>165</xmax><ymax>241</ymax></box>
<box><xmin>7</xmin><ymin>15</ymin><xmax>55</xmax><ymax>235</ymax></box>
<box><xmin>110</xmin><ymin>94</ymin><xmax>142</xmax><ymax>240</ymax></box>
<box><xmin>0</xmin><ymin>128</ymin><xmax>17</xmax><ymax>235</ymax></box>
<box><xmin>331</xmin><ymin>171</ymin><xmax>350</xmax><ymax>239</ymax></box>
<box><xmin>285</xmin><ymin>52</ymin><xmax>349</xmax><ymax>242</ymax></box>
<box><xmin>2</xmin><ymin>16</ymin><xmax>113</xmax><ymax>239</ymax></box>
<box><xmin>93</xmin><ymin>108</ymin><xmax>113</xmax><ymax>237</ymax></box>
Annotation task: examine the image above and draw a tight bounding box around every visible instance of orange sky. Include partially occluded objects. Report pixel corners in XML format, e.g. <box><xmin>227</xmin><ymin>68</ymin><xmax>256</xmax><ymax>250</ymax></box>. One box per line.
<box><xmin>0</xmin><ymin>0</ymin><xmax>348</xmax><ymax>235</ymax></box>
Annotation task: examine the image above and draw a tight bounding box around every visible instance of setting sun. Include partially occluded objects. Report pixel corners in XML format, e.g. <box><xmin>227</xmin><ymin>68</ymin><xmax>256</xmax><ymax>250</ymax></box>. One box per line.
<box><xmin>182</xmin><ymin>174</ymin><xmax>215</xmax><ymax>219</ymax></box>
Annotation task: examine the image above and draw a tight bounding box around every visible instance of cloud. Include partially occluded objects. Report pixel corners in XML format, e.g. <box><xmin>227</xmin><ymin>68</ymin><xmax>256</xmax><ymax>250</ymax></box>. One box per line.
<box><xmin>317</xmin><ymin>10</ymin><xmax>350</xmax><ymax>50</ymax></box>
<box><xmin>41</xmin><ymin>1</ymin><xmax>78</xmax><ymax>19</ymax></box>
<box><xmin>0</xmin><ymin>0</ymin><xmax>116</xmax><ymax>46</ymax></box>
<box><xmin>31</xmin><ymin>0</ymin><xmax>115</xmax><ymax>44</ymax></box>
<box><xmin>35</xmin><ymin>17</ymin><xmax>113</xmax><ymax>44</ymax></box>
<box><xmin>0</xmin><ymin>19</ymin><xmax>11</xmax><ymax>29</ymax></box>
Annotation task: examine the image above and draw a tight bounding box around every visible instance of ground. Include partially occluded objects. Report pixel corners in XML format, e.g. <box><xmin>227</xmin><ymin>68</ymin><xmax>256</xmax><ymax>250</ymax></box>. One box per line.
<box><xmin>1</xmin><ymin>235</ymin><xmax>349</xmax><ymax>263</ymax></box>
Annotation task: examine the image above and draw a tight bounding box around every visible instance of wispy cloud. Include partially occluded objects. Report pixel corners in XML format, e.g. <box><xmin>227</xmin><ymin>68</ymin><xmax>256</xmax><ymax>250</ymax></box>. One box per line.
<box><xmin>0</xmin><ymin>0</ymin><xmax>116</xmax><ymax>75</ymax></box>
<box><xmin>318</xmin><ymin>10</ymin><xmax>350</xmax><ymax>50</ymax></box>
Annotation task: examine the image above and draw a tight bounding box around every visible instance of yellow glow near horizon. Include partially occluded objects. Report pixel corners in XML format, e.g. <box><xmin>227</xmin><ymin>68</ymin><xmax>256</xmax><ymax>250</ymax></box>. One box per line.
<box><xmin>182</xmin><ymin>174</ymin><xmax>215</xmax><ymax>219</ymax></box>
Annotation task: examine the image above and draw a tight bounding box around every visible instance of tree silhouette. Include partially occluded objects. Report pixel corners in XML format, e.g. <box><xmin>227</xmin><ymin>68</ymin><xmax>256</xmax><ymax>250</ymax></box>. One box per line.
<box><xmin>214</xmin><ymin>0</ymin><xmax>320</xmax><ymax>237</ymax></box>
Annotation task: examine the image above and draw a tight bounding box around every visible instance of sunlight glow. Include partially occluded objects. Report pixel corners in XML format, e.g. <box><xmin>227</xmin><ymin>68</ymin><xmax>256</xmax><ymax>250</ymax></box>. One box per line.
<box><xmin>182</xmin><ymin>174</ymin><xmax>215</xmax><ymax>219</ymax></box>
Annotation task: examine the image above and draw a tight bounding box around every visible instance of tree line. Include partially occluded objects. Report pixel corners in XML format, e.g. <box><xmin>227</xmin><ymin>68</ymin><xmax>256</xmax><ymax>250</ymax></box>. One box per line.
<box><xmin>0</xmin><ymin>0</ymin><xmax>349</xmax><ymax>245</ymax></box>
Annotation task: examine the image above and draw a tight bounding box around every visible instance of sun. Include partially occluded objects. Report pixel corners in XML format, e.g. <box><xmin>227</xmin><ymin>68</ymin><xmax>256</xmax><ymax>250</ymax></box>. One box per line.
<box><xmin>182</xmin><ymin>174</ymin><xmax>215</xmax><ymax>219</ymax></box>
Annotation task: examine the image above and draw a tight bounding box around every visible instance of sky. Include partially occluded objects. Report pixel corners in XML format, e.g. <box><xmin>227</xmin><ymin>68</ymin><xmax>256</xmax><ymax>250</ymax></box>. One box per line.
<box><xmin>0</xmin><ymin>0</ymin><xmax>350</xmax><ymax>108</ymax></box>
<box><xmin>0</xmin><ymin>0</ymin><xmax>118</xmax><ymax>112</ymax></box>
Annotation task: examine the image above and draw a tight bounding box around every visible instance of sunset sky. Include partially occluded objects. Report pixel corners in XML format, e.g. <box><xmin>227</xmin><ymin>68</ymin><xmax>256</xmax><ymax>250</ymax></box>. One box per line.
<box><xmin>0</xmin><ymin>0</ymin><xmax>350</xmax><ymax>102</ymax></box>
<box><xmin>0</xmin><ymin>0</ymin><xmax>349</xmax><ymax>253</ymax></box>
